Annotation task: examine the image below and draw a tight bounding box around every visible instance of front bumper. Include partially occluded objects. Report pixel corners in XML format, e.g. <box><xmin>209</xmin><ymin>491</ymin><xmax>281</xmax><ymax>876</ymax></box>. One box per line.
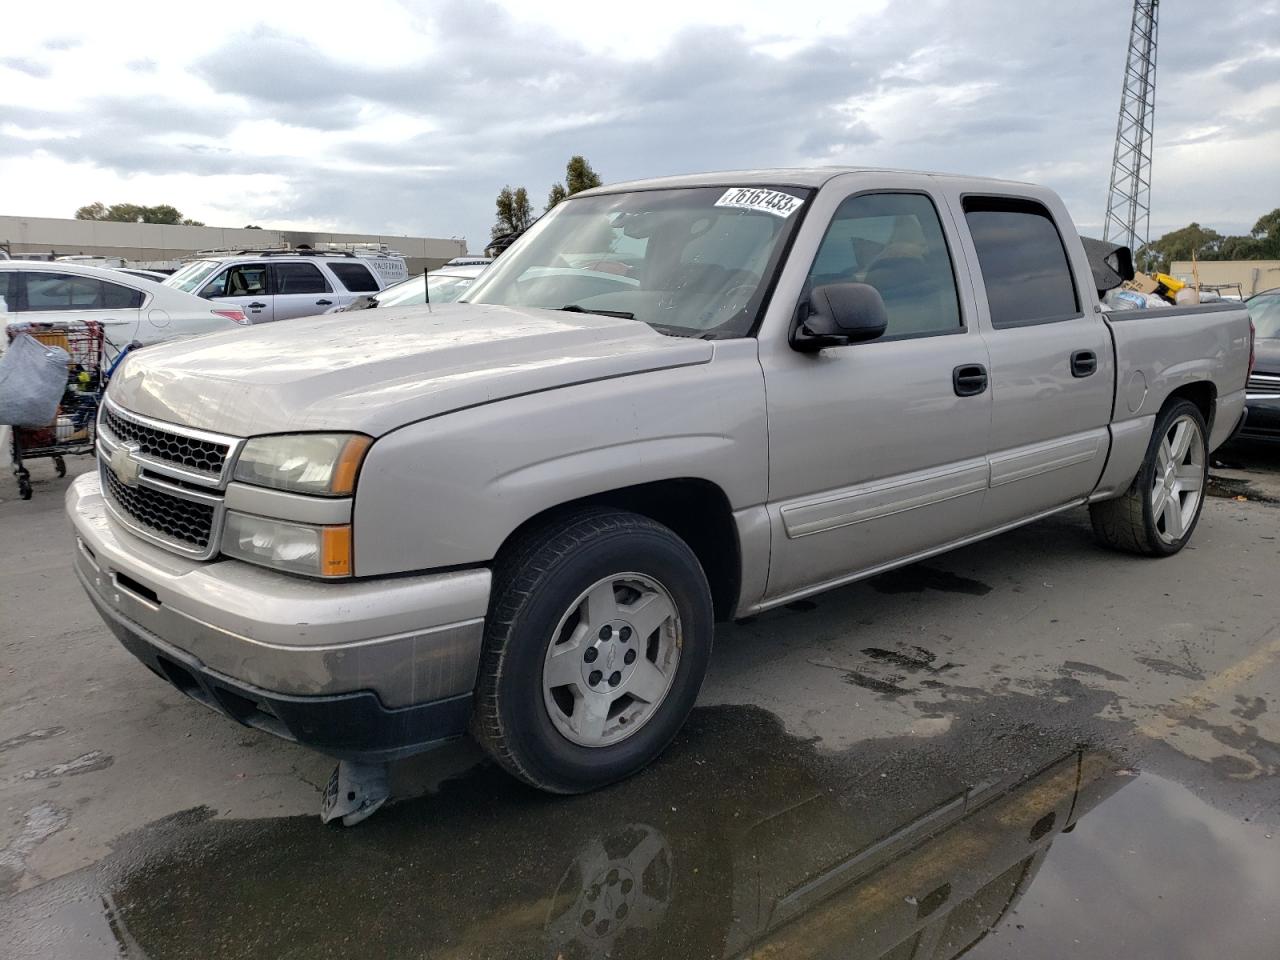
<box><xmin>68</xmin><ymin>472</ymin><xmax>492</xmax><ymax>760</ymax></box>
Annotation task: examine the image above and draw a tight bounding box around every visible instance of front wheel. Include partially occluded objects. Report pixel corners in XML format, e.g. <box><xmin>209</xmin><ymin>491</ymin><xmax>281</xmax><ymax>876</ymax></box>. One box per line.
<box><xmin>1089</xmin><ymin>399</ymin><xmax>1208</xmax><ymax>556</ymax></box>
<box><xmin>473</xmin><ymin>509</ymin><xmax>714</xmax><ymax>793</ymax></box>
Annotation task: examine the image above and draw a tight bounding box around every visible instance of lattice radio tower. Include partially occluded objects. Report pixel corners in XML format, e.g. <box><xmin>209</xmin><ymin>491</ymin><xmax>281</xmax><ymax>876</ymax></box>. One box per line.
<box><xmin>1103</xmin><ymin>0</ymin><xmax>1160</xmax><ymax>259</ymax></box>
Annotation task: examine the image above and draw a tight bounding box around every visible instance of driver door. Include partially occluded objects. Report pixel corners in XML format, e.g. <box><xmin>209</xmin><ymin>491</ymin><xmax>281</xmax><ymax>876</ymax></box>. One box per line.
<box><xmin>759</xmin><ymin>186</ymin><xmax>993</xmax><ymax>600</ymax></box>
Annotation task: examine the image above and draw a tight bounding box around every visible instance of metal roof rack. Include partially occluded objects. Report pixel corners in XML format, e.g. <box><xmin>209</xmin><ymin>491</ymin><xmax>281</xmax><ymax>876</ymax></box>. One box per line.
<box><xmin>192</xmin><ymin>247</ymin><xmax>360</xmax><ymax>259</ymax></box>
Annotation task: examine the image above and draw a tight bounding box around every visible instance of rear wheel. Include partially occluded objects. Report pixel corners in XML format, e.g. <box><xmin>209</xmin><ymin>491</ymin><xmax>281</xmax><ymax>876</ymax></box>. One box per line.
<box><xmin>473</xmin><ymin>509</ymin><xmax>714</xmax><ymax>793</ymax></box>
<box><xmin>1089</xmin><ymin>399</ymin><xmax>1208</xmax><ymax>556</ymax></box>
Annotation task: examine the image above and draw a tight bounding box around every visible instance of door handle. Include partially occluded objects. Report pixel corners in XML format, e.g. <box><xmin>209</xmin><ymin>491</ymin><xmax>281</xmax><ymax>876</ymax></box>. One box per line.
<box><xmin>1071</xmin><ymin>350</ymin><xmax>1097</xmax><ymax>378</ymax></box>
<box><xmin>248</xmin><ymin>301</ymin><xmax>266</xmax><ymax>310</ymax></box>
<box><xmin>315</xmin><ymin>299</ymin><xmax>333</xmax><ymax>306</ymax></box>
<box><xmin>952</xmin><ymin>363</ymin><xmax>988</xmax><ymax>397</ymax></box>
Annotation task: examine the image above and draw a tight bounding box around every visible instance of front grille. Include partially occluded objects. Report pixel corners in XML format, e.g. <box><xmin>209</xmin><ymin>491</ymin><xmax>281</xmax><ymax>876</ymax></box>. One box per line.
<box><xmin>103</xmin><ymin>405</ymin><xmax>229</xmax><ymax>475</ymax></box>
<box><xmin>103</xmin><ymin>464</ymin><xmax>215</xmax><ymax>550</ymax></box>
<box><xmin>1247</xmin><ymin>373</ymin><xmax>1280</xmax><ymax>394</ymax></box>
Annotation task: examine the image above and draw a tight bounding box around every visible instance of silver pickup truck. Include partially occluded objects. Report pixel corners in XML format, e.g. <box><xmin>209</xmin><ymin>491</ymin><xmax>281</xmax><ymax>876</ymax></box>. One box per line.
<box><xmin>68</xmin><ymin>169</ymin><xmax>1253</xmax><ymax>798</ymax></box>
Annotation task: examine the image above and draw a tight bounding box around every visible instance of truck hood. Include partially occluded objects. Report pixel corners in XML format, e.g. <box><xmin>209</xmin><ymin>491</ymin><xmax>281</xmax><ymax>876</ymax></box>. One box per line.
<box><xmin>108</xmin><ymin>303</ymin><xmax>713</xmax><ymax>437</ymax></box>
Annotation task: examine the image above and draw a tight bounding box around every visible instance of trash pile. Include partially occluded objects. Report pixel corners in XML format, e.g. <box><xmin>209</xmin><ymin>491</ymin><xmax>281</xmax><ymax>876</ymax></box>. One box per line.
<box><xmin>1103</xmin><ymin>270</ymin><xmax>1207</xmax><ymax>311</ymax></box>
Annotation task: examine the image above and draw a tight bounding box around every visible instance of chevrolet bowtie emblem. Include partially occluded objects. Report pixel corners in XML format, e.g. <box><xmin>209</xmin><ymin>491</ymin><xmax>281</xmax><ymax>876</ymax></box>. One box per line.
<box><xmin>110</xmin><ymin>443</ymin><xmax>142</xmax><ymax>486</ymax></box>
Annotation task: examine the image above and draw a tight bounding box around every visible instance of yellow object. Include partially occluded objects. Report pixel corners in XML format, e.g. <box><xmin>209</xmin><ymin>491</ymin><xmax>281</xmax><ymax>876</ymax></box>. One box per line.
<box><xmin>320</xmin><ymin>525</ymin><xmax>353</xmax><ymax>577</ymax></box>
<box><xmin>1154</xmin><ymin>272</ymin><xmax>1186</xmax><ymax>293</ymax></box>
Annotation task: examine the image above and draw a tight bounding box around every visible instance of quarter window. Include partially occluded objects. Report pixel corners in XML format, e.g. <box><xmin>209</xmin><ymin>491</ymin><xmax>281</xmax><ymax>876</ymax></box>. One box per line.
<box><xmin>806</xmin><ymin>193</ymin><xmax>962</xmax><ymax>338</ymax></box>
<box><xmin>328</xmin><ymin>261</ymin><xmax>379</xmax><ymax>293</ymax></box>
<box><xmin>273</xmin><ymin>262</ymin><xmax>331</xmax><ymax>295</ymax></box>
<box><xmin>963</xmin><ymin>197</ymin><xmax>1080</xmax><ymax>328</ymax></box>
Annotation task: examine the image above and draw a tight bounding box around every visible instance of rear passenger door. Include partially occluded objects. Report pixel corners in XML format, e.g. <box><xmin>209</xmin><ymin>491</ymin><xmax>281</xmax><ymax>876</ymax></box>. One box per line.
<box><xmin>952</xmin><ymin>193</ymin><xmax>1114</xmax><ymax>527</ymax></box>
<box><xmin>16</xmin><ymin>270</ymin><xmax>144</xmax><ymax>346</ymax></box>
<box><xmin>270</xmin><ymin>262</ymin><xmax>335</xmax><ymax>320</ymax></box>
<box><xmin>326</xmin><ymin>260</ymin><xmax>380</xmax><ymax>309</ymax></box>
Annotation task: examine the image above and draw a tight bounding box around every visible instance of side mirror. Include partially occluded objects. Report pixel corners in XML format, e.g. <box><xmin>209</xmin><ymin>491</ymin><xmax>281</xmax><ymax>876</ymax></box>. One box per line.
<box><xmin>791</xmin><ymin>283</ymin><xmax>889</xmax><ymax>353</ymax></box>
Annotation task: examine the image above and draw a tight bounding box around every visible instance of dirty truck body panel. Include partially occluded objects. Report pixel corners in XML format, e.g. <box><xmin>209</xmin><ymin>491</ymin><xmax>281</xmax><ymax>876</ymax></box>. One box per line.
<box><xmin>68</xmin><ymin>168</ymin><xmax>1252</xmax><ymax>767</ymax></box>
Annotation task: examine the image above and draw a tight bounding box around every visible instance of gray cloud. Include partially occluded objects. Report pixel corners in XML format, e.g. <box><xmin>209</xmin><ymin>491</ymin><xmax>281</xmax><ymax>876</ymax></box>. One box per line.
<box><xmin>6</xmin><ymin>0</ymin><xmax>1279</xmax><ymax>246</ymax></box>
<box><xmin>0</xmin><ymin>56</ymin><xmax>50</xmax><ymax>78</ymax></box>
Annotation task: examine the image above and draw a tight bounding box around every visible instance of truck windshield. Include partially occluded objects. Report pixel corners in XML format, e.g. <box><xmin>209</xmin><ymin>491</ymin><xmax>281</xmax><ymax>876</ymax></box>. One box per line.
<box><xmin>462</xmin><ymin>186</ymin><xmax>811</xmax><ymax>338</ymax></box>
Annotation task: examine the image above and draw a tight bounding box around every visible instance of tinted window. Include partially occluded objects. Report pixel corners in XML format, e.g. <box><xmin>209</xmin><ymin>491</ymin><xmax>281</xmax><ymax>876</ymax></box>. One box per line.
<box><xmin>807</xmin><ymin>192</ymin><xmax>961</xmax><ymax>338</ymax></box>
<box><xmin>21</xmin><ymin>272</ymin><xmax>143</xmax><ymax>312</ymax></box>
<box><xmin>963</xmin><ymin>198</ymin><xmax>1080</xmax><ymax>328</ymax></box>
<box><xmin>329</xmin><ymin>261</ymin><xmax>379</xmax><ymax>293</ymax></box>
<box><xmin>273</xmin><ymin>262</ymin><xmax>331</xmax><ymax>295</ymax></box>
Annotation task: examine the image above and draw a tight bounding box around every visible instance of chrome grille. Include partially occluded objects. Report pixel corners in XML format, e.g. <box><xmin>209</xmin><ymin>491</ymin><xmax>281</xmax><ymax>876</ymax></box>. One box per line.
<box><xmin>102</xmin><ymin>463</ymin><xmax>215</xmax><ymax>550</ymax></box>
<box><xmin>102</xmin><ymin>405</ymin><xmax>229</xmax><ymax>475</ymax></box>
<box><xmin>1247</xmin><ymin>373</ymin><xmax>1280</xmax><ymax>394</ymax></box>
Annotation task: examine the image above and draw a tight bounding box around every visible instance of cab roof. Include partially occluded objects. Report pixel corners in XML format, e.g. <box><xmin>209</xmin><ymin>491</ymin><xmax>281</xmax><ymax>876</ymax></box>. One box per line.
<box><xmin>579</xmin><ymin>167</ymin><xmax>1035</xmax><ymax>196</ymax></box>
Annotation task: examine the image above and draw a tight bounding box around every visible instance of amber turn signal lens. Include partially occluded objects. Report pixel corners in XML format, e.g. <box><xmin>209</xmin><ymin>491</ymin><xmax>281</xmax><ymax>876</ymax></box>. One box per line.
<box><xmin>320</xmin><ymin>525</ymin><xmax>353</xmax><ymax>577</ymax></box>
<box><xmin>331</xmin><ymin>436</ymin><xmax>372</xmax><ymax>496</ymax></box>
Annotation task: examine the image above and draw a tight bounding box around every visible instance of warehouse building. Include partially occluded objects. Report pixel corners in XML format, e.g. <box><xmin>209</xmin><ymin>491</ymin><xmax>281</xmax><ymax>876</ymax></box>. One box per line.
<box><xmin>0</xmin><ymin>215</ymin><xmax>469</xmax><ymax>275</ymax></box>
<box><xmin>1170</xmin><ymin>260</ymin><xmax>1280</xmax><ymax>297</ymax></box>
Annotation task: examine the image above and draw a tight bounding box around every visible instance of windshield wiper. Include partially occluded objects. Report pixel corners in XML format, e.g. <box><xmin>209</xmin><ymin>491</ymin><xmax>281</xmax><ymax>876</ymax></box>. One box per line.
<box><xmin>557</xmin><ymin>304</ymin><xmax>636</xmax><ymax>320</ymax></box>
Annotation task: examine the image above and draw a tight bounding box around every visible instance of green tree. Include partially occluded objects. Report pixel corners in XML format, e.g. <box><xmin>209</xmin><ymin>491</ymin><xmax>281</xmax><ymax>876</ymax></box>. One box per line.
<box><xmin>74</xmin><ymin>201</ymin><xmax>203</xmax><ymax>226</ymax></box>
<box><xmin>492</xmin><ymin>185</ymin><xmax>534</xmax><ymax>239</ymax></box>
<box><xmin>565</xmin><ymin>155</ymin><xmax>602</xmax><ymax>195</ymax></box>
<box><xmin>243</xmin><ymin>224</ymin><xmax>263</xmax><ymax>230</ymax></box>
<box><xmin>1137</xmin><ymin>222</ymin><xmax>1224</xmax><ymax>273</ymax></box>
<box><xmin>1249</xmin><ymin>208</ymin><xmax>1280</xmax><ymax>258</ymax></box>
<box><xmin>545</xmin><ymin>182</ymin><xmax>568</xmax><ymax>213</ymax></box>
<box><xmin>545</xmin><ymin>155</ymin><xmax>603</xmax><ymax>212</ymax></box>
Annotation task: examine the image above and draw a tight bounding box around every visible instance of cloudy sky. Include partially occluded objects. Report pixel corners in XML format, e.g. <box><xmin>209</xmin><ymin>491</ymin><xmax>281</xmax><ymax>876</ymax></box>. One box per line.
<box><xmin>1</xmin><ymin>0</ymin><xmax>1276</xmax><ymax>250</ymax></box>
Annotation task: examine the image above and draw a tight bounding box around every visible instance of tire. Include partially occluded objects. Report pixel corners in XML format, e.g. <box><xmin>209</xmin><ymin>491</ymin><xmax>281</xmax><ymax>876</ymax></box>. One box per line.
<box><xmin>1089</xmin><ymin>399</ymin><xmax>1209</xmax><ymax>557</ymax></box>
<box><xmin>473</xmin><ymin>508</ymin><xmax>714</xmax><ymax>794</ymax></box>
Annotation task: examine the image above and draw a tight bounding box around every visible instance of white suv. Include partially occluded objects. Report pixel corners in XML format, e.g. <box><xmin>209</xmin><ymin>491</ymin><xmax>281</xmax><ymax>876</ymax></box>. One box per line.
<box><xmin>164</xmin><ymin>251</ymin><xmax>407</xmax><ymax>324</ymax></box>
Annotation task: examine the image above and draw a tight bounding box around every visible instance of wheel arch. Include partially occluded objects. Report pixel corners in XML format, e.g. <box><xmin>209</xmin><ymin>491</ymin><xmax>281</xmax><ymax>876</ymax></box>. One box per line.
<box><xmin>494</xmin><ymin>478</ymin><xmax>743</xmax><ymax>622</ymax></box>
<box><xmin>1163</xmin><ymin>380</ymin><xmax>1216</xmax><ymax>434</ymax></box>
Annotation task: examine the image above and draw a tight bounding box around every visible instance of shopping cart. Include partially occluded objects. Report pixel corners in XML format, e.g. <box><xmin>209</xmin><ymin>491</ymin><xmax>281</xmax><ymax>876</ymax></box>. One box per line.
<box><xmin>5</xmin><ymin>320</ymin><xmax>126</xmax><ymax>500</ymax></box>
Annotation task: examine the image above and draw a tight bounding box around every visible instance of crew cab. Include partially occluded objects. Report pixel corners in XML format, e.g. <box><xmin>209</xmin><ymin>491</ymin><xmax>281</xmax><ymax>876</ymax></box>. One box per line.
<box><xmin>68</xmin><ymin>169</ymin><xmax>1252</xmax><ymax>794</ymax></box>
<box><xmin>163</xmin><ymin>249</ymin><xmax>406</xmax><ymax>323</ymax></box>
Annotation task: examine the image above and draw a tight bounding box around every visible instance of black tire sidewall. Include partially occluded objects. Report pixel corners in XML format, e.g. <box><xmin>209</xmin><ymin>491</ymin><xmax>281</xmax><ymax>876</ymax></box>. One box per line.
<box><xmin>493</xmin><ymin>519</ymin><xmax>714</xmax><ymax>792</ymax></box>
<box><xmin>1139</xmin><ymin>400</ymin><xmax>1208</xmax><ymax>556</ymax></box>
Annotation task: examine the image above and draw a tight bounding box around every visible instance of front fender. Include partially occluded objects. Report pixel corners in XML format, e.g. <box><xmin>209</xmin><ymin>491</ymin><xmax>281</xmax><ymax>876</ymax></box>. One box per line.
<box><xmin>352</xmin><ymin>341</ymin><xmax>768</xmax><ymax>576</ymax></box>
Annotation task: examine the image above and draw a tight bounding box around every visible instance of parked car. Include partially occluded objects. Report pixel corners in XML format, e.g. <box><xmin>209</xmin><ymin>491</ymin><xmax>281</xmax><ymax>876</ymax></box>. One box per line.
<box><xmin>1</xmin><ymin>259</ymin><xmax>247</xmax><ymax>352</ymax></box>
<box><xmin>326</xmin><ymin>262</ymin><xmax>489</xmax><ymax>313</ymax></box>
<box><xmin>164</xmin><ymin>249</ymin><xmax>406</xmax><ymax>323</ymax></box>
<box><xmin>1238</xmin><ymin>288</ymin><xmax>1280</xmax><ymax>441</ymax></box>
<box><xmin>69</xmin><ymin>169</ymin><xmax>1251</xmax><ymax>800</ymax></box>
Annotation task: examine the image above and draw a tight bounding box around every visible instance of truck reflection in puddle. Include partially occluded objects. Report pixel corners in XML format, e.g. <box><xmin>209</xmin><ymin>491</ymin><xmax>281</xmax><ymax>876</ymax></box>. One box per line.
<box><xmin>91</xmin><ymin>706</ymin><xmax>1128</xmax><ymax>959</ymax></box>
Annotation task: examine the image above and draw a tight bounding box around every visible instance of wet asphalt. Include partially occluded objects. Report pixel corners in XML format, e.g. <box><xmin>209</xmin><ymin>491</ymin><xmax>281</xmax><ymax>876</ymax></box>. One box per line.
<box><xmin>1</xmin><ymin>443</ymin><xmax>1278</xmax><ymax>959</ymax></box>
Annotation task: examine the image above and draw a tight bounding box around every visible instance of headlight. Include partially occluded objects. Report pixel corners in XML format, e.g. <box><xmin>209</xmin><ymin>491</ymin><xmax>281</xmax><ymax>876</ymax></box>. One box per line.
<box><xmin>222</xmin><ymin>512</ymin><xmax>352</xmax><ymax>578</ymax></box>
<box><xmin>233</xmin><ymin>433</ymin><xmax>371</xmax><ymax>497</ymax></box>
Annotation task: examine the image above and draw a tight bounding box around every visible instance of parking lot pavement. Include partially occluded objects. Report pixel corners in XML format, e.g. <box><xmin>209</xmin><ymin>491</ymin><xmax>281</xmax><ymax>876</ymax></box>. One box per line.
<box><xmin>2</xmin><ymin>447</ymin><xmax>1278</xmax><ymax>959</ymax></box>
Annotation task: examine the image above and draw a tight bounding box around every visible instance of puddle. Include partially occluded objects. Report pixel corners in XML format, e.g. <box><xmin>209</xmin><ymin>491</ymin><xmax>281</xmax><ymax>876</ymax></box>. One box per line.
<box><xmin>1</xmin><ymin>705</ymin><xmax>1277</xmax><ymax>959</ymax></box>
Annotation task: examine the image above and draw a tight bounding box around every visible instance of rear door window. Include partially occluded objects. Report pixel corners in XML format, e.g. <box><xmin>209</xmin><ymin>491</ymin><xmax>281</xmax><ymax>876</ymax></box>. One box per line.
<box><xmin>963</xmin><ymin>197</ymin><xmax>1080</xmax><ymax>328</ymax></box>
<box><xmin>20</xmin><ymin>271</ymin><xmax>144</xmax><ymax>311</ymax></box>
<box><xmin>328</xmin><ymin>261</ymin><xmax>379</xmax><ymax>292</ymax></box>
<box><xmin>272</xmin><ymin>262</ymin><xmax>332</xmax><ymax>295</ymax></box>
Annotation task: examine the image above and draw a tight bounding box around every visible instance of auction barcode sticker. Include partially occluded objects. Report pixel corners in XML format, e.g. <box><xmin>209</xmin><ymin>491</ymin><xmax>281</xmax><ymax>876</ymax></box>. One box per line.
<box><xmin>714</xmin><ymin>187</ymin><xmax>802</xmax><ymax>218</ymax></box>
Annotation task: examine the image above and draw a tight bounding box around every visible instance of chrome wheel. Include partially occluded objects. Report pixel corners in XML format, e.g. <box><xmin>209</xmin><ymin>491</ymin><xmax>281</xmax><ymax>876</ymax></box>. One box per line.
<box><xmin>542</xmin><ymin>573</ymin><xmax>682</xmax><ymax>748</ymax></box>
<box><xmin>1151</xmin><ymin>413</ymin><xmax>1205</xmax><ymax>545</ymax></box>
